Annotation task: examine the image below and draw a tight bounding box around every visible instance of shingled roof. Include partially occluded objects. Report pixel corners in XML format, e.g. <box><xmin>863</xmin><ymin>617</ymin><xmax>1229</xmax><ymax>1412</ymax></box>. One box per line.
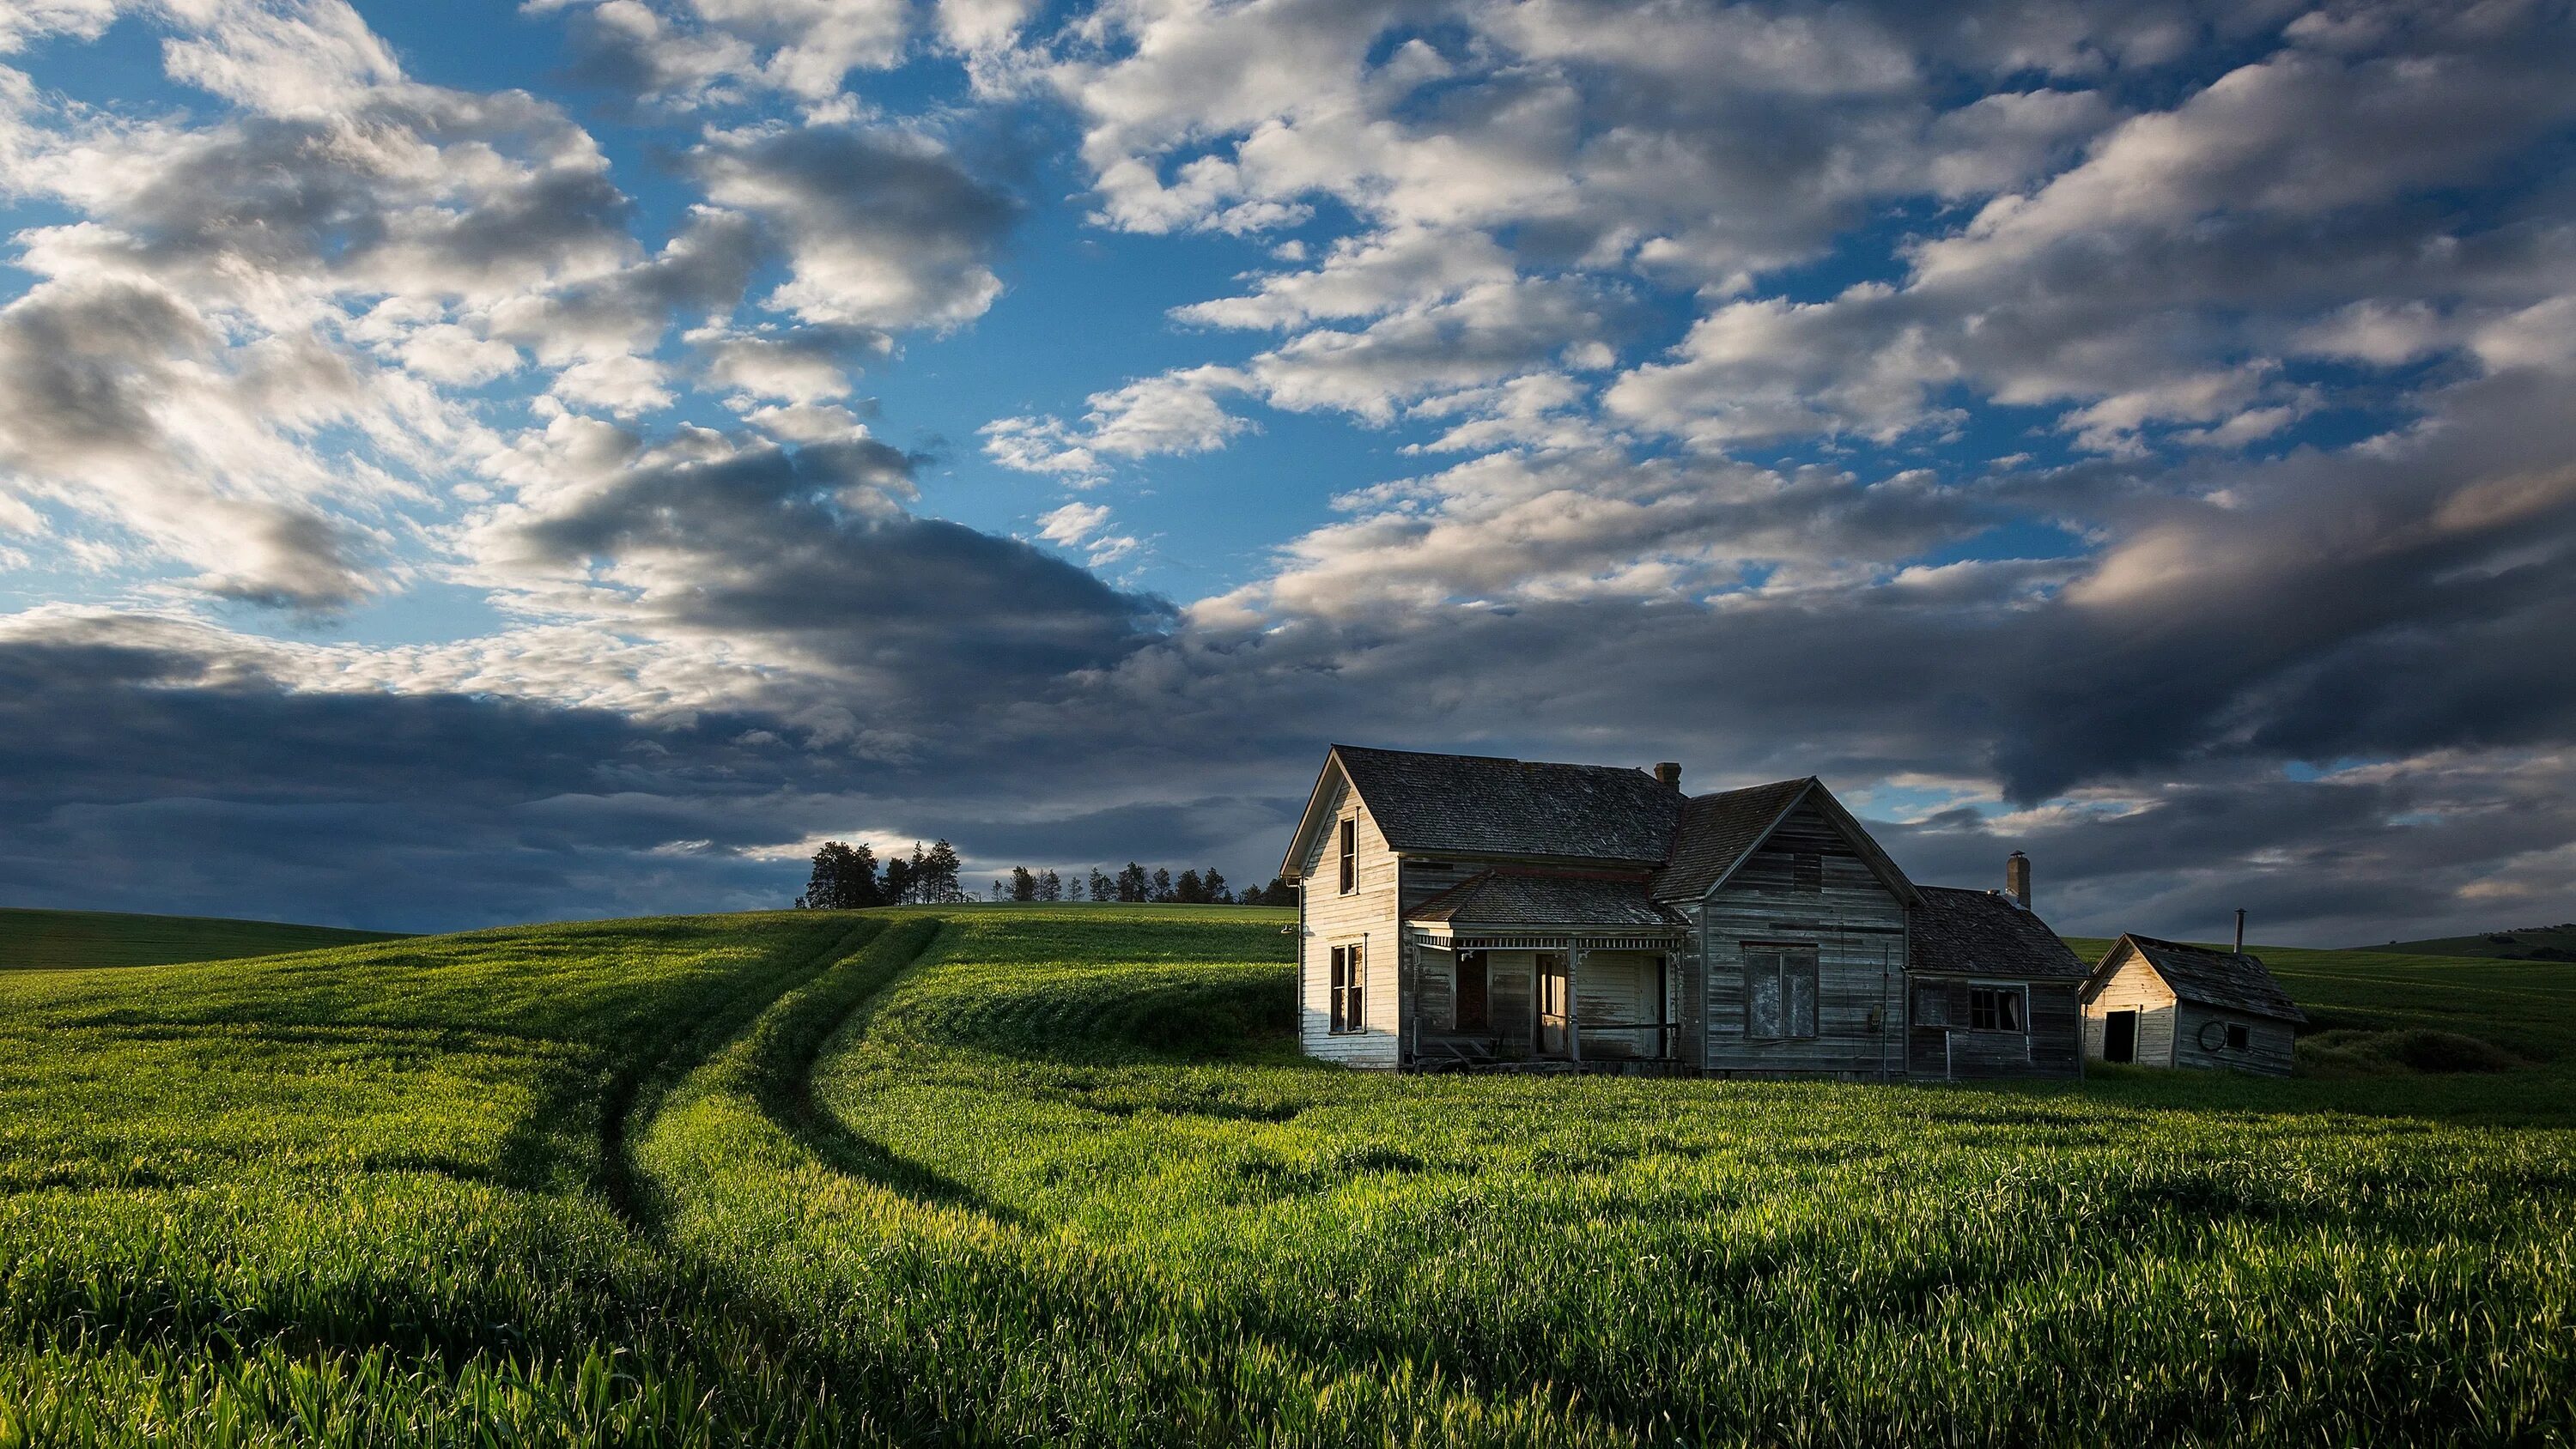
<box><xmin>2108</xmin><ymin>935</ymin><xmax>2308</xmax><ymax>1023</ymax></box>
<box><xmin>1327</xmin><ymin>745</ymin><xmax>1684</xmax><ymax>862</ymax></box>
<box><xmin>1908</xmin><ymin>886</ymin><xmax>2088</xmax><ymax>979</ymax></box>
<box><xmin>1409</xmin><ymin>870</ymin><xmax>1686</xmax><ymax>930</ymax></box>
<box><xmin>1647</xmin><ymin>777</ymin><xmax>1812</xmax><ymax>900</ymax></box>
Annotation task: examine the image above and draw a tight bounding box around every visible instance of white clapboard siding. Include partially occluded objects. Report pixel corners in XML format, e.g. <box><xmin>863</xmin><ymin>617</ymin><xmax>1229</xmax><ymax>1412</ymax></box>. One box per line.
<box><xmin>1297</xmin><ymin>768</ymin><xmax>1401</xmax><ymax>1069</ymax></box>
<box><xmin>2081</xmin><ymin>944</ymin><xmax>2180</xmax><ymax>1065</ymax></box>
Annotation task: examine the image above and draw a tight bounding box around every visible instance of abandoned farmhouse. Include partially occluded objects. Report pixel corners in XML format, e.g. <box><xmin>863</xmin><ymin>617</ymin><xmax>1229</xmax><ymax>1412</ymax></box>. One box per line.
<box><xmin>1280</xmin><ymin>744</ymin><xmax>2302</xmax><ymax>1079</ymax></box>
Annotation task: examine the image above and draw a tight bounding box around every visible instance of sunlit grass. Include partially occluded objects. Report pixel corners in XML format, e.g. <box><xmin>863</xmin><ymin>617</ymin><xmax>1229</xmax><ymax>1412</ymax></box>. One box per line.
<box><xmin>0</xmin><ymin>905</ymin><xmax>2567</xmax><ymax>1443</ymax></box>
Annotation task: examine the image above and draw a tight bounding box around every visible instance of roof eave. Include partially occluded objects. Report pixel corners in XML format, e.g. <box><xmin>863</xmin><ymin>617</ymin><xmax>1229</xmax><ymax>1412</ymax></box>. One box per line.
<box><xmin>1278</xmin><ymin>747</ymin><xmax>1357</xmax><ymax>884</ymax></box>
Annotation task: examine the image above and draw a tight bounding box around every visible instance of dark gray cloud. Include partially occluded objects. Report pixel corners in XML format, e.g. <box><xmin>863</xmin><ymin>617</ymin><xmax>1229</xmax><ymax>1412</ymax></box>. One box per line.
<box><xmin>689</xmin><ymin>123</ymin><xmax>1020</xmax><ymax>330</ymax></box>
<box><xmin>471</xmin><ymin>421</ymin><xmax>1173</xmax><ymax>718</ymax></box>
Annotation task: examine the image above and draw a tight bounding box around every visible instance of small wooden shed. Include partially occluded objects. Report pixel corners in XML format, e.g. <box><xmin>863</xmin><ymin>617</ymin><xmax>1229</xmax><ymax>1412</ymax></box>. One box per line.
<box><xmin>2081</xmin><ymin>935</ymin><xmax>2307</xmax><ymax>1076</ymax></box>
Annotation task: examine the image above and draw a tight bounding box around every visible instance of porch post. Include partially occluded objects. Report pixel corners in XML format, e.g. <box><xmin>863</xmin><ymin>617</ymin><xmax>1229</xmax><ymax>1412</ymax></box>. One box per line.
<box><xmin>1567</xmin><ymin>944</ymin><xmax>1584</xmax><ymax>1066</ymax></box>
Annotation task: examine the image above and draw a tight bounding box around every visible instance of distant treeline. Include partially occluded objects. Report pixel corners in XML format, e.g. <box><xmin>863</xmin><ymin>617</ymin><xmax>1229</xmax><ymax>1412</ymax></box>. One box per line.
<box><xmin>796</xmin><ymin>841</ymin><xmax>1296</xmax><ymax>910</ymax></box>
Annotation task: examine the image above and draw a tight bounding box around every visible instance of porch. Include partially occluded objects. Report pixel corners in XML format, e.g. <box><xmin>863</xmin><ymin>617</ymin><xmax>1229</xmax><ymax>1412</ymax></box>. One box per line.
<box><xmin>1407</xmin><ymin>931</ymin><xmax>1687</xmax><ymax>1070</ymax></box>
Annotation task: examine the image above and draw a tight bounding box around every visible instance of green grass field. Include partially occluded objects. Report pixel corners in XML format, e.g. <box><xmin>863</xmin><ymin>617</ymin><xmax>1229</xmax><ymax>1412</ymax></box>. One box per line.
<box><xmin>0</xmin><ymin>907</ymin><xmax>403</xmax><ymax>971</ymax></box>
<box><xmin>2379</xmin><ymin>923</ymin><xmax>2576</xmax><ymax>961</ymax></box>
<box><xmin>0</xmin><ymin>905</ymin><xmax>2567</xmax><ymax>1443</ymax></box>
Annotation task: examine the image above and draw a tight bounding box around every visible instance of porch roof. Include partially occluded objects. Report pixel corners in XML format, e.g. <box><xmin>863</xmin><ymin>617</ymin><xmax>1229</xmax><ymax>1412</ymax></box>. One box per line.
<box><xmin>1409</xmin><ymin>870</ymin><xmax>1686</xmax><ymax>931</ymax></box>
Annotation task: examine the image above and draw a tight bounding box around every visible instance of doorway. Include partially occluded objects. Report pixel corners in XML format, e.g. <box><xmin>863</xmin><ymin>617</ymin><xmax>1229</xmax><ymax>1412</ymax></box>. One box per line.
<box><xmin>2104</xmin><ymin>1009</ymin><xmax>2138</xmax><ymax>1064</ymax></box>
<box><xmin>1455</xmin><ymin>950</ymin><xmax>1490</xmax><ymax>1034</ymax></box>
<box><xmin>1534</xmin><ymin>951</ymin><xmax>1569</xmax><ymax>1055</ymax></box>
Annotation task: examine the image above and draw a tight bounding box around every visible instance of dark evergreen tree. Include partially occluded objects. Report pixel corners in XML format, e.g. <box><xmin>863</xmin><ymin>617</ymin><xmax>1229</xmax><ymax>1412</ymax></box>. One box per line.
<box><xmin>1174</xmin><ymin>869</ymin><xmax>1206</xmax><ymax>904</ymax></box>
<box><xmin>1088</xmin><ymin>868</ymin><xmax>1114</xmax><ymax>901</ymax></box>
<box><xmin>800</xmin><ymin>841</ymin><xmax>883</xmax><ymax>909</ymax></box>
<box><xmin>1009</xmin><ymin>866</ymin><xmax>1037</xmax><ymax>901</ymax></box>
<box><xmin>1150</xmin><ymin>868</ymin><xmax>1176</xmax><ymax>903</ymax></box>
<box><xmin>1116</xmin><ymin>863</ymin><xmax>1151</xmax><ymax>903</ymax></box>
<box><xmin>1205</xmin><ymin>869</ymin><xmax>1230</xmax><ymax>903</ymax></box>
<box><xmin>1036</xmin><ymin>869</ymin><xmax>1062</xmax><ymax>901</ymax></box>
<box><xmin>881</xmin><ymin>852</ymin><xmax>915</xmax><ymax>905</ymax></box>
<box><xmin>920</xmin><ymin>840</ymin><xmax>964</xmax><ymax>903</ymax></box>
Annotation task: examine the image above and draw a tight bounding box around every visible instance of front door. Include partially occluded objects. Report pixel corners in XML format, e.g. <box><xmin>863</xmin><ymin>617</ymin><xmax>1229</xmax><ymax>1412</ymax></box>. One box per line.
<box><xmin>1455</xmin><ymin>950</ymin><xmax>1490</xmax><ymax>1034</ymax></box>
<box><xmin>2104</xmin><ymin>1009</ymin><xmax>2138</xmax><ymax>1064</ymax></box>
<box><xmin>1534</xmin><ymin>952</ymin><xmax>1569</xmax><ymax>1056</ymax></box>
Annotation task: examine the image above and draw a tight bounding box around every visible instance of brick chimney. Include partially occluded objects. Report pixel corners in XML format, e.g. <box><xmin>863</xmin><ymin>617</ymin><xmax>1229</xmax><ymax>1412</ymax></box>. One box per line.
<box><xmin>1655</xmin><ymin>761</ymin><xmax>1682</xmax><ymax>791</ymax></box>
<box><xmin>2006</xmin><ymin>851</ymin><xmax>2031</xmax><ymax>910</ymax></box>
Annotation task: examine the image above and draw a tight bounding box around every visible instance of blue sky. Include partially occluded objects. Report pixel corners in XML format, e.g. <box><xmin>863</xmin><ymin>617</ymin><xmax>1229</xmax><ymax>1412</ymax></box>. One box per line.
<box><xmin>2</xmin><ymin>0</ymin><xmax>2573</xmax><ymax>943</ymax></box>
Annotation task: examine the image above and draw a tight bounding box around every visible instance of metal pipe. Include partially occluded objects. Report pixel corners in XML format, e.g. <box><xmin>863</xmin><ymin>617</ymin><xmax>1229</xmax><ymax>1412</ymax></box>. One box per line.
<box><xmin>2234</xmin><ymin>908</ymin><xmax>2246</xmax><ymax>954</ymax></box>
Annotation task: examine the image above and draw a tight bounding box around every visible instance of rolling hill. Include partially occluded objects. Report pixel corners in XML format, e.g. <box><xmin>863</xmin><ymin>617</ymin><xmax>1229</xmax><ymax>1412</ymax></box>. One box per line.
<box><xmin>0</xmin><ymin>905</ymin><xmax>2565</xmax><ymax>1443</ymax></box>
<box><xmin>0</xmin><ymin>906</ymin><xmax>404</xmax><ymax>970</ymax></box>
<box><xmin>2378</xmin><ymin>922</ymin><xmax>2576</xmax><ymax>961</ymax></box>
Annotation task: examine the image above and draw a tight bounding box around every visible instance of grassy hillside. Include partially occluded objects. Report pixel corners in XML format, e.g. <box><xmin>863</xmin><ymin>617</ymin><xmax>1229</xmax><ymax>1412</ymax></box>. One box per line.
<box><xmin>0</xmin><ymin>904</ymin><xmax>2567</xmax><ymax>1443</ymax></box>
<box><xmin>0</xmin><ymin>906</ymin><xmax>404</xmax><ymax>970</ymax></box>
<box><xmin>2378</xmin><ymin>923</ymin><xmax>2576</xmax><ymax>961</ymax></box>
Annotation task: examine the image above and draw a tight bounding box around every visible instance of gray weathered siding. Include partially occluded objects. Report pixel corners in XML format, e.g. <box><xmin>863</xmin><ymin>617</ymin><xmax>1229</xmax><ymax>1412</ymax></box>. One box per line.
<box><xmin>1698</xmin><ymin>800</ymin><xmax>1907</xmax><ymax>1078</ymax></box>
<box><xmin>2172</xmin><ymin>1003</ymin><xmax>2297</xmax><ymax>1076</ymax></box>
<box><xmin>1907</xmin><ymin>978</ymin><xmax>2083</xmax><ymax>1079</ymax></box>
<box><xmin>1297</xmin><ymin>770</ymin><xmax>1400</xmax><ymax>1069</ymax></box>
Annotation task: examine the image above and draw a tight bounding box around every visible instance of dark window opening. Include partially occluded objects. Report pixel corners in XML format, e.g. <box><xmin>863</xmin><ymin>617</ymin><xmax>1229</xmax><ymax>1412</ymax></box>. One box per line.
<box><xmin>2226</xmin><ymin>1022</ymin><xmax>2249</xmax><ymax>1051</ymax></box>
<box><xmin>1336</xmin><ymin>817</ymin><xmax>1357</xmax><ymax>894</ymax></box>
<box><xmin>1330</xmin><ymin>943</ymin><xmax>1365</xmax><ymax>1034</ymax></box>
<box><xmin>1968</xmin><ymin>985</ymin><xmax>2026</xmax><ymax>1032</ymax></box>
<box><xmin>1455</xmin><ymin>950</ymin><xmax>1490</xmax><ymax>1033</ymax></box>
<box><xmin>1791</xmin><ymin>852</ymin><xmax>1823</xmax><ymax>893</ymax></box>
<box><xmin>1746</xmin><ymin>946</ymin><xmax>1820</xmax><ymax>1039</ymax></box>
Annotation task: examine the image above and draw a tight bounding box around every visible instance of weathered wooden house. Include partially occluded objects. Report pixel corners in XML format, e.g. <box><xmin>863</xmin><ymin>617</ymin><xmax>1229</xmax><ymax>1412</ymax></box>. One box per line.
<box><xmin>1279</xmin><ymin>744</ymin><xmax>2087</xmax><ymax>1078</ymax></box>
<box><xmin>2080</xmin><ymin>935</ymin><xmax>2306</xmax><ymax>1076</ymax></box>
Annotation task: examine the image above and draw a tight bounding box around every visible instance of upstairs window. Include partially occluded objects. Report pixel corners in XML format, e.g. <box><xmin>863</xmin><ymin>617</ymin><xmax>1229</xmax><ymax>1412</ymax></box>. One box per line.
<box><xmin>1791</xmin><ymin>852</ymin><xmax>1823</xmax><ymax>893</ymax></box>
<box><xmin>1330</xmin><ymin>943</ymin><xmax>1365</xmax><ymax>1033</ymax></box>
<box><xmin>1968</xmin><ymin>984</ymin><xmax>2027</xmax><ymax>1032</ymax></box>
<box><xmin>1337</xmin><ymin>817</ymin><xmax>1358</xmax><ymax>894</ymax></box>
<box><xmin>1746</xmin><ymin>946</ymin><xmax>1820</xmax><ymax>1039</ymax></box>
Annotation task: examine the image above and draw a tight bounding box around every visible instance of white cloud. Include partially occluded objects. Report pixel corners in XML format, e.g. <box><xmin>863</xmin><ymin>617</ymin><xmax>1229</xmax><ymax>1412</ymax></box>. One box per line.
<box><xmin>983</xmin><ymin>365</ymin><xmax>1251</xmax><ymax>478</ymax></box>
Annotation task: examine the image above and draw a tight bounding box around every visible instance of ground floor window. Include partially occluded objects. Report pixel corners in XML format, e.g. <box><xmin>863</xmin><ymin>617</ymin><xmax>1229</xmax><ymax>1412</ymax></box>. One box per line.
<box><xmin>1746</xmin><ymin>945</ymin><xmax>1820</xmax><ymax>1039</ymax></box>
<box><xmin>1330</xmin><ymin>943</ymin><xmax>1364</xmax><ymax>1034</ymax></box>
<box><xmin>2226</xmin><ymin>1022</ymin><xmax>2249</xmax><ymax>1051</ymax></box>
<box><xmin>1968</xmin><ymin>983</ymin><xmax>2027</xmax><ymax>1032</ymax></box>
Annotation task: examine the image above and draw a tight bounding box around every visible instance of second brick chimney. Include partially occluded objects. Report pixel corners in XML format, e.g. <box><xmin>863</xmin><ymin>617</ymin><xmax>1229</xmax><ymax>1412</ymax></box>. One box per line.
<box><xmin>2006</xmin><ymin>850</ymin><xmax>2031</xmax><ymax>910</ymax></box>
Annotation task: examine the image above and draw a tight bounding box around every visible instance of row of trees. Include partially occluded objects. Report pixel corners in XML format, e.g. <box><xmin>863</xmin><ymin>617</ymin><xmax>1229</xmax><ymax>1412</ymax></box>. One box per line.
<box><xmin>795</xmin><ymin>840</ymin><xmax>968</xmax><ymax>910</ymax></box>
<box><xmin>796</xmin><ymin>841</ymin><xmax>1297</xmax><ymax>909</ymax></box>
<box><xmin>993</xmin><ymin>864</ymin><xmax>1295</xmax><ymax>905</ymax></box>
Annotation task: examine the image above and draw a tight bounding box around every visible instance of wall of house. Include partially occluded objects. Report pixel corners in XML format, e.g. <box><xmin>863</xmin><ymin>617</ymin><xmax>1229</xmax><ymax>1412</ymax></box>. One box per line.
<box><xmin>1905</xmin><ymin>978</ymin><xmax>2085</xmax><ymax>1079</ymax></box>
<box><xmin>2081</xmin><ymin>948</ymin><xmax>2179</xmax><ymax>1066</ymax></box>
<box><xmin>1698</xmin><ymin>799</ymin><xmax>1908</xmax><ymax>1077</ymax></box>
<box><xmin>1297</xmin><ymin>769</ymin><xmax>1400</xmax><ymax>1069</ymax></box>
<box><xmin>1571</xmin><ymin>949</ymin><xmax>1671</xmax><ymax>1060</ymax></box>
<box><xmin>2172</xmin><ymin>1003</ymin><xmax>2298</xmax><ymax>1076</ymax></box>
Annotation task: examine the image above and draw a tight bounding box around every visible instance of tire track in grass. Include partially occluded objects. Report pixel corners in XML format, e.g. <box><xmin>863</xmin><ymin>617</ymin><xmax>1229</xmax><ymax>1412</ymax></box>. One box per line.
<box><xmin>594</xmin><ymin>915</ymin><xmax>886</xmax><ymax>1224</ymax></box>
<box><xmin>642</xmin><ymin>916</ymin><xmax>1639</xmax><ymax>1447</ymax></box>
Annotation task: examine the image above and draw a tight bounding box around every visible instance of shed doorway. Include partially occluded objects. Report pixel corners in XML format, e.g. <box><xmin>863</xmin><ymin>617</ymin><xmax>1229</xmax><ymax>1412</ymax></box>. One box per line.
<box><xmin>2104</xmin><ymin>1009</ymin><xmax>2138</xmax><ymax>1064</ymax></box>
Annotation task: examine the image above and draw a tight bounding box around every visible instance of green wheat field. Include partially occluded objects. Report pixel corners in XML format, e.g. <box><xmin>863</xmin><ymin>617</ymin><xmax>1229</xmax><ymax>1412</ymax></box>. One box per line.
<box><xmin>0</xmin><ymin>904</ymin><xmax>2567</xmax><ymax>1444</ymax></box>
